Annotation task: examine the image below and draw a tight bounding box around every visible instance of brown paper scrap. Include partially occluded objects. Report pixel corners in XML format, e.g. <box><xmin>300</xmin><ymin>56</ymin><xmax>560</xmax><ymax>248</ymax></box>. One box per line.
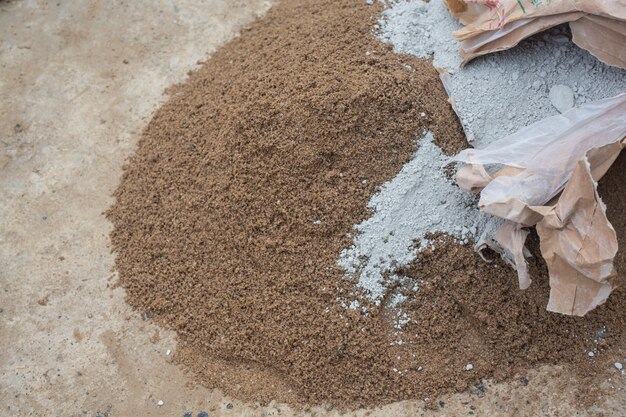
<box><xmin>443</xmin><ymin>0</ymin><xmax>626</xmax><ymax>69</ymax></box>
<box><xmin>457</xmin><ymin>12</ymin><xmax>583</xmax><ymax>66</ymax></box>
<box><xmin>495</xmin><ymin>220</ymin><xmax>531</xmax><ymax>290</ymax></box>
<box><xmin>444</xmin><ymin>0</ymin><xmax>626</xmax><ymax>37</ymax></box>
<box><xmin>537</xmin><ymin>158</ymin><xmax>618</xmax><ymax>316</ymax></box>
<box><xmin>454</xmin><ymin>93</ymin><xmax>626</xmax><ymax>315</ymax></box>
<box><xmin>571</xmin><ymin>15</ymin><xmax>626</xmax><ymax>70</ymax></box>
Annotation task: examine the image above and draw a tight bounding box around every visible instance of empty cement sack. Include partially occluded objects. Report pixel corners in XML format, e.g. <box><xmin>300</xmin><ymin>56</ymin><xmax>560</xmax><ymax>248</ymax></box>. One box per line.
<box><xmin>454</xmin><ymin>92</ymin><xmax>626</xmax><ymax>316</ymax></box>
<box><xmin>442</xmin><ymin>0</ymin><xmax>626</xmax><ymax>69</ymax></box>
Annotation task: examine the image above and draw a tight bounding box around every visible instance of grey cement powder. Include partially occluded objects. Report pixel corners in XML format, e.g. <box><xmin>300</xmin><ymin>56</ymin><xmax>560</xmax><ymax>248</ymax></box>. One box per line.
<box><xmin>338</xmin><ymin>132</ymin><xmax>492</xmax><ymax>302</ymax></box>
<box><xmin>379</xmin><ymin>0</ymin><xmax>626</xmax><ymax>147</ymax></box>
<box><xmin>340</xmin><ymin>0</ymin><xmax>625</xmax><ymax>306</ymax></box>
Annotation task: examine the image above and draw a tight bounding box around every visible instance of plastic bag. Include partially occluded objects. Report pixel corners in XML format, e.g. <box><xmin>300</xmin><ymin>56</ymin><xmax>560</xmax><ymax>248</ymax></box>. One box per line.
<box><xmin>454</xmin><ymin>92</ymin><xmax>626</xmax><ymax>315</ymax></box>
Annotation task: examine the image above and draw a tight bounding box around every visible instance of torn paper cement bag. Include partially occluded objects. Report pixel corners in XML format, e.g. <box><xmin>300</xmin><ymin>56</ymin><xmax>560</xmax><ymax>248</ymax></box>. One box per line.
<box><xmin>442</xmin><ymin>0</ymin><xmax>626</xmax><ymax>69</ymax></box>
<box><xmin>570</xmin><ymin>15</ymin><xmax>626</xmax><ymax>69</ymax></box>
<box><xmin>454</xmin><ymin>92</ymin><xmax>626</xmax><ymax>316</ymax></box>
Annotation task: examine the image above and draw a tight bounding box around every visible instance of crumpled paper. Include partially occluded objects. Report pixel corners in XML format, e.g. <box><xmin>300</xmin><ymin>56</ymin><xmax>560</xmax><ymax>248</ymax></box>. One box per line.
<box><xmin>442</xmin><ymin>0</ymin><xmax>626</xmax><ymax>69</ymax></box>
<box><xmin>454</xmin><ymin>93</ymin><xmax>626</xmax><ymax>316</ymax></box>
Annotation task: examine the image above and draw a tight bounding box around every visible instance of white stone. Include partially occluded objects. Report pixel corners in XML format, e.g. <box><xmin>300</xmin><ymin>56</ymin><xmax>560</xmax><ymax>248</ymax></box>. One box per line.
<box><xmin>549</xmin><ymin>84</ymin><xmax>574</xmax><ymax>113</ymax></box>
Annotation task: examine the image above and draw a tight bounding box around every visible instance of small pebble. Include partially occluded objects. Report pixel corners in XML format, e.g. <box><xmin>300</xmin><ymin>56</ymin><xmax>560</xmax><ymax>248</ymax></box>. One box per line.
<box><xmin>588</xmin><ymin>351</ymin><xmax>595</xmax><ymax>357</ymax></box>
<box><xmin>226</xmin><ymin>403</ymin><xmax>234</xmax><ymax>410</ymax></box>
<box><xmin>166</xmin><ymin>349</ymin><xmax>171</xmax><ymax>356</ymax></box>
<box><xmin>465</xmin><ymin>363</ymin><xmax>473</xmax><ymax>371</ymax></box>
<box><xmin>183</xmin><ymin>413</ymin><xmax>192</xmax><ymax>417</ymax></box>
<box><xmin>157</xmin><ymin>400</ymin><xmax>164</xmax><ymax>406</ymax></box>
<box><xmin>615</xmin><ymin>362</ymin><xmax>623</xmax><ymax>370</ymax></box>
<box><xmin>197</xmin><ymin>412</ymin><xmax>209</xmax><ymax>417</ymax></box>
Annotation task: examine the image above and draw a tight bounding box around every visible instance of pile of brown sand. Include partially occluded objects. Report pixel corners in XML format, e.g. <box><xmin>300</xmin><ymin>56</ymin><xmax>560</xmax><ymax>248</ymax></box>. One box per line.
<box><xmin>107</xmin><ymin>0</ymin><xmax>626</xmax><ymax>409</ymax></box>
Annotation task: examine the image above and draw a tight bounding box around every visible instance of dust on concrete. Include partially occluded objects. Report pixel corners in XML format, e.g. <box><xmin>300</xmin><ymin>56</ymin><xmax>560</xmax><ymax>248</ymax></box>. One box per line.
<box><xmin>0</xmin><ymin>1</ymin><xmax>274</xmax><ymax>416</ymax></box>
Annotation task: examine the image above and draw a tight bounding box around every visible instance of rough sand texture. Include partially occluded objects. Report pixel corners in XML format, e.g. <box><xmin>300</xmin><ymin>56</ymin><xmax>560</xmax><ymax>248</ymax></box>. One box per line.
<box><xmin>107</xmin><ymin>0</ymin><xmax>626</xmax><ymax>410</ymax></box>
<box><xmin>108</xmin><ymin>0</ymin><xmax>466</xmax><ymax>406</ymax></box>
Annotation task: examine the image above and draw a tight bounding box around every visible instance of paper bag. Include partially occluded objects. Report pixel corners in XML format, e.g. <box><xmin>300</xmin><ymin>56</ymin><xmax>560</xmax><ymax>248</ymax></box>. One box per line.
<box><xmin>454</xmin><ymin>93</ymin><xmax>626</xmax><ymax>315</ymax></box>
<box><xmin>443</xmin><ymin>0</ymin><xmax>626</xmax><ymax>69</ymax></box>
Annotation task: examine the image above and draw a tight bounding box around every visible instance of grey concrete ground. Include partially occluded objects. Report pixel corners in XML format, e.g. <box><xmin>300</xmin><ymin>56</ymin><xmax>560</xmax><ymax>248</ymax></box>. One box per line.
<box><xmin>1</xmin><ymin>1</ymin><xmax>624</xmax><ymax>416</ymax></box>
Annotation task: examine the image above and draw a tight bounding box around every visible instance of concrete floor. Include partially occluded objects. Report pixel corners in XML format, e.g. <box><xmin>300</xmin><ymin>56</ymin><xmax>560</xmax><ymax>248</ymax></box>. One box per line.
<box><xmin>1</xmin><ymin>1</ymin><xmax>624</xmax><ymax>416</ymax></box>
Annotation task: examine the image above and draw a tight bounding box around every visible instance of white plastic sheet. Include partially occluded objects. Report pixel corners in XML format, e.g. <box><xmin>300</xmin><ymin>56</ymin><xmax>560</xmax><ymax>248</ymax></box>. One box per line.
<box><xmin>453</xmin><ymin>92</ymin><xmax>626</xmax><ymax>315</ymax></box>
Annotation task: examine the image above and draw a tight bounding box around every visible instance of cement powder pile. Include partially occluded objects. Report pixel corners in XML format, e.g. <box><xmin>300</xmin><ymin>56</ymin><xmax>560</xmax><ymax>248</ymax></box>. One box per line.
<box><xmin>338</xmin><ymin>132</ymin><xmax>491</xmax><ymax>302</ymax></box>
<box><xmin>378</xmin><ymin>0</ymin><xmax>626</xmax><ymax>147</ymax></box>
<box><xmin>341</xmin><ymin>0</ymin><xmax>625</xmax><ymax>306</ymax></box>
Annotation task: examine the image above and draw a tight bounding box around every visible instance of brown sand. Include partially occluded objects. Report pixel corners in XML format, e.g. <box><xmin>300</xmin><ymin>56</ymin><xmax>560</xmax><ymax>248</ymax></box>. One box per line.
<box><xmin>107</xmin><ymin>0</ymin><xmax>626</xmax><ymax>409</ymax></box>
<box><xmin>391</xmin><ymin>151</ymin><xmax>626</xmax><ymax>408</ymax></box>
